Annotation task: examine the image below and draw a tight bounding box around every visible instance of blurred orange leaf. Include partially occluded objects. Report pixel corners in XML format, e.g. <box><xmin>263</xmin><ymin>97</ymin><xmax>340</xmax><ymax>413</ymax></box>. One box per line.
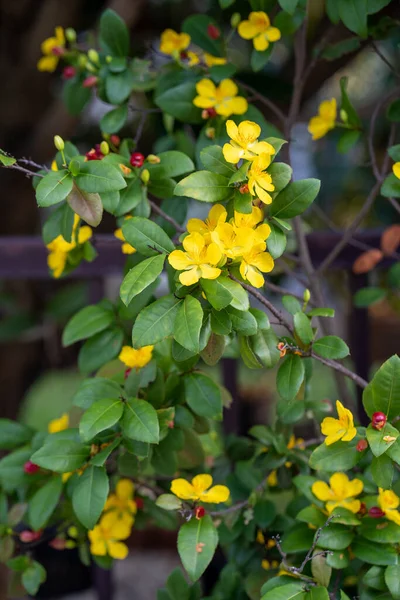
<box><xmin>352</xmin><ymin>249</ymin><xmax>383</xmax><ymax>274</ymax></box>
<box><xmin>381</xmin><ymin>224</ymin><xmax>400</xmax><ymax>255</ymax></box>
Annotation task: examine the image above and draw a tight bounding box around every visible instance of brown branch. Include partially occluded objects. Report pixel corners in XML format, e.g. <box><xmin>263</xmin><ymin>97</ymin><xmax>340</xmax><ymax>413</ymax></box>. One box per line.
<box><xmin>310</xmin><ymin>352</ymin><xmax>368</xmax><ymax>389</ymax></box>
<box><xmin>3</xmin><ymin>163</ymin><xmax>44</xmax><ymax>179</ymax></box>
<box><xmin>148</xmin><ymin>199</ymin><xmax>185</xmax><ymax>233</ymax></box>
<box><xmin>235</xmin><ymin>79</ymin><xmax>286</xmax><ymax>124</ymax></box>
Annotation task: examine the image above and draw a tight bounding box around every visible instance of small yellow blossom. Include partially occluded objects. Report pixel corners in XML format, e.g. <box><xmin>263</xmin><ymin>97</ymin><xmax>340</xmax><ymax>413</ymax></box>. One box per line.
<box><xmin>114</xmin><ymin>216</ymin><xmax>136</xmax><ymax>255</ymax></box>
<box><xmin>160</xmin><ymin>29</ymin><xmax>190</xmax><ymax>57</ymax></box>
<box><xmin>285</xmin><ymin>434</ymin><xmax>305</xmax><ymax>467</ymax></box>
<box><xmin>308</xmin><ymin>99</ymin><xmax>337</xmax><ymax>141</ymax></box>
<box><xmin>193</xmin><ymin>79</ymin><xmax>248</xmax><ymax>117</ymax></box>
<box><xmin>37</xmin><ymin>27</ymin><xmax>65</xmax><ymax>72</ymax></box>
<box><xmin>168</xmin><ymin>232</ymin><xmax>222</xmax><ymax>286</ymax></box>
<box><xmin>239</xmin><ymin>242</ymin><xmax>274</xmax><ymax>288</ymax></box>
<box><xmin>47</xmin><ymin>214</ymin><xmax>92</xmax><ymax>278</ymax></box>
<box><xmin>267</xmin><ymin>470</ymin><xmax>278</xmax><ymax>487</ymax></box>
<box><xmin>238</xmin><ymin>12</ymin><xmax>281</xmax><ymax>52</ymax></box>
<box><xmin>256</xmin><ymin>530</ymin><xmax>265</xmax><ymax>544</ymax></box>
<box><xmin>88</xmin><ymin>512</ymin><xmax>131</xmax><ymax>559</ymax></box>
<box><xmin>223</xmin><ymin>120</ymin><xmax>275</xmax><ymax>164</ymax></box>
<box><xmin>392</xmin><ymin>163</ymin><xmax>400</xmax><ymax>180</ymax></box>
<box><xmin>378</xmin><ymin>488</ymin><xmax>400</xmax><ymax>526</ymax></box>
<box><xmin>104</xmin><ymin>479</ymin><xmax>137</xmax><ymax>528</ymax></box>
<box><xmin>119</xmin><ymin>345</ymin><xmax>153</xmax><ymax>369</ymax></box>
<box><xmin>187</xmin><ymin>204</ymin><xmax>227</xmax><ymax>241</ymax></box>
<box><xmin>204</xmin><ymin>53</ymin><xmax>227</xmax><ymax>67</ymax></box>
<box><xmin>312</xmin><ymin>472</ymin><xmax>363</xmax><ymax>514</ymax></box>
<box><xmin>48</xmin><ymin>413</ymin><xmax>69</xmax><ymax>434</ymax></box>
<box><xmin>171</xmin><ymin>474</ymin><xmax>230</xmax><ymax>504</ymax></box>
<box><xmin>321</xmin><ymin>400</ymin><xmax>357</xmax><ymax>446</ymax></box>
<box><xmin>247</xmin><ymin>154</ymin><xmax>275</xmax><ymax>204</ymax></box>
<box><xmin>187</xmin><ymin>51</ymin><xmax>201</xmax><ymax>66</ymax></box>
<box><xmin>262</xmin><ymin>559</ymin><xmax>280</xmax><ymax>570</ymax></box>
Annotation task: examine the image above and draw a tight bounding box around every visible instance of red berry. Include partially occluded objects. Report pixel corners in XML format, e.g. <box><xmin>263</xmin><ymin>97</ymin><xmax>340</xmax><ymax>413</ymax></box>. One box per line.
<box><xmin>85</xmin><ymin>146</ymin><xmax>104</xmax><ymax>161</ymax></box>
<box><xmin>135</xmin><ymin>497</ymin><xmax>144</xmax><ymax>510</ymax></box>
<box><xmin>195</xmin><ymin>506</ymin><xmax>206</xmax><ymax>519</ymax></box>
<box><xmin>371</xmin><ymin>412</ymin><xmax>387</xmax><ymax>430</ymax></box>
<box><xmin>110</xmin><ymin>135</ymin><xmax>121</xmax><ymax>146</ymax></box>
<box><xmin>130</xmin><ymin>152</ymin><xmax>145</xmax><ymax>168</ymax></box>
<box><xmin>24</xmin><ymin>461</ymin><xmax>39</xmax><ymax>474</ymax></box>
<box><xmin>63</xmin><ymin>66</ymin><xmax>76</xmax><ymax>79</ymax></box>
<box><xmin>356</xmin><ymin>439</ymin><xmax>368</xmax><ymax>452</ymax></box>
<box><xmin>369</xmin><ymin>506</ymin><xmax>386</xmax><ymax>518</ymax></box>
<box><xmin>207</xmin><ymin>24</ymin><xmax>220</xmax><ymax>40</ymax></box>
<box><xmin>82</xmin><ymin>75</ymin><xmax>98</xmax><ymax>88</ymax></box>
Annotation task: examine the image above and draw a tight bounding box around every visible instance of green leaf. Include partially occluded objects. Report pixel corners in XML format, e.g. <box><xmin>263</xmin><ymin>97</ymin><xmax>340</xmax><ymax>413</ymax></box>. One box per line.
<box><xmin>251</xmin><ymin>328</ymin><xmax>280</xmax><ymax>368</ymax></box>
<box><xmin>174</xmin><ymin>296</ymin><xmax>203</xmax><ymax>353</ymax></box>
<box><xmin>174</xmin><ymin>171</ymin><xmax>231</xmax><ymax>203</ymax></box>
<box><xmin>22</xmin><ymin>561</ymin><xmax>46</xmax><ymax>596</ymax></box>
<box><xmin>354</xmin><ymin>286</ymin><xmax>387</xmax><ymax>306</ymax></box>
<box><xmin>226</xmin><ymin>307</ymin><xmax>258</xmax><ymax>336</ymax></box>
<box><xmin>367</xmin><ymin>0</ymin><xmax>391</xmax><ymax>11</ymax></box>
<box><xmin>0</xmin><ymin>420</ymin><xmax>32</xmax><ymax>450</ymax></box>
<box><xmin>363</xmin><ymin>355</ymin><xmax>400</xmax><ymax>420</ymax></box>
<box><xmin>31</xmin><ymin>440</ymin><xmax>89</xmax><ymax>473</ymax></box>
<box><xmin>309</xmin><ymin>440</ymin><xmax>362</xmax><ymax>471</ymax></box>
<box><xmin>63</xmin><ymin>77</ymin><xmax>91</xmax><ymax>116</ymax></box>
<box><xmin>338</xmin><ymin>0</ymin><xmax>368</xmax><ymax>37</ymax></box>
<box><xmin>381</xmin><ymin>173</ymin><xmax>400</xmax><ymax>198</ymax></box>
<box><xmin>42</xmin><ymin>202</ymin><xmax>75</xmax><ymax>244</ymax></box>
<box><xmin>120</xmin><ymin>255</ymin><xmax>165</xmax><ymax>306</ymax></box>
<box><xmin>122</xmin><ymin>398</ymin><xmax>160</xmax><ymax>443</ymax></box>
<box><xmin>36</xmin><ymin>171</ymin><xmax>73</xmax><ymax>207</ymax></box>
<box><xmin>312</xmin><ymin>336</ymin><xmax>350</xmax><ymax>359</ymax></box>
<box><xmin>305</xmin><ymin>589</ymin><xmax>330</xmax><ymax>600</ymax></box>
<box><xmin>0</xmin><ymin>150</ymin><xmax>16</xmax><ymax>166</ymax></box>
<box><xmin>215</xmin><ymin>276</ymin><xmax>249</xmax><ymax>310</ymax></box>
<box><xmin>283</xmin><ymin>296</ymin><xmax>301</xmax><ymax>315</ymax></box>
<box><xmin>105</xmin><ymin>71</ymin><xmax>134</xmax><ymax>105</ymax></box>
<box><xmin>184</xmin><ymin>372</ymin><xmax>222</xmax><ymax>419</ymax></box>
<box><xmin>337</xmin><ymin>130</ymin><xmax>361</xmax><ymax>153</ymax></box>
<box><xmin>99</xmin><ymin>9</ymin><xmax>130</xmax><ymax>56</ymax></box>
<box><xmin>253</xmin><ymin>499</ymin><xmax>276</xmax><ymax>528</ymax></box>
<box><xmin>147</xmin><ymin>151</ymin><xmax>194</xmax><ymax>179</ymax></box>
<box><xmin>28</xmin><ymin>476</ymin><xmax>63</xmax><ymax>531</ymax></box>
<box><xmin>148</xmin><ymin>177</ymin><xmax>176</xmax><ymax>200</ymax></box>
<box><xmin>239</xmin><ymin>335</ymin><xmax>263</xmax><ymax>369</ymax></box>
<box><xmin>132</xmin><ymin>295</ymin><xmax>182</xmax><ymax>347</ymax></box>
<box><xmin>307</xmin><ymin>308</ymin><xmax>335</xmax><ymax>318</ymax></box>
<box><xmin>363</xmin><ymin>566</ymin><xmax>386</xmax><ymax>590</ymax></box>
<box><xmin>352</xmin><ymin>537</ymin><xmax>398</xmax><ymax>565</ymax></box>
<box><xmin>360</xmin><ymin>519</ymin><xmax>400</xmax><ymax>544</ymax></box>
<box><xmin>100</xmin><ymin>105</ymin><xmax>128</xmax><ymax>134</ymax></box>
<box><xmin>316</xmin><ymin>524</ymin><xmax>354</xmax><ymax>550</ymax></box>
<box><xmin>201</xmin><ymin>278</ymin><xmax>232</xmax><ymax>310</ymax></box>
<box><xmin>74</xmin><ymin>162</ymin><xmax>127</xmax><ymax>193</ymax></box>
<box><xmin>366</xmin><ymin>423</ymin><xmax>399</xmax><ymax>457</ymax></box>
<box><xmin>278</xmin><ymin>0</ymin><xmax>299</xmax><ymax>13</ymax></box>
<box><xmin>388</xmin><ymin>145</ymin><xmax>400</xmax><ymax>162</ymax></box>
<box><xmin>156</xmin><ymin>494</ymin><xmax>183</xmax><ymax>511</ymax></box>
<box><xmin>79</xmin><ymin>398</ymin><xmax>124</xmax><ymax>442</ymax></box>
<box><xmin>166</xmin><ymin>568</ymin><xmax>190</xmax><ymax>600</ymax></box>
<box><xmin>281</xmin><ymin>524</ymin><xmax>315</xmax><ymax>553</ymax></box>
<box><xmin>73</xmin><ymin>377</ymin><xmax>122</xmax><ymax>410</ymax></box>
<box><xmin>78</xmin><ymin>327</ymin><xmax>124</xmax><ymax>374</ymax></box>
<box><xmin>251</xmin><ymin>46</ymin><xmax>273</xmax><ymax>72</ymax></box>
<box><xmin>371</xmin><ymin>454</ymin><xmax>394</xmax><ymax>488</ymax></box>
<box><xmin>261</xmin><ymin>583</ymin><xmax>307</xmax><ymax>600</ymax></box>
<box><xmin>270</xmin><ymin>179</ymin><xmax>320</xmax><ymax>218</ymax></box>
<box><xmin>67</xmin><ymin>184</ymin><xmax>103</xmax><ymax>227</ymax></box>
<box><xmin>294</xmin><ymin>312</ymin><xmax>314</xmax><ymax>345</ymax></box>
<box><xmin>155</xmin><ymin>74</ymin><xmax>202</xmax><ymax>124</ymax></box>
<box><xmin>122</xmin><ymin>216</ymin><xmax>174</xmax><ymax>256</ymax></box>
<box><xmin>200</xmin><ymin>146</ymin><xmax>236</xmax><ymax>177</ymax></box>
<box><xmin>182</xmin><ymin>15</ymin><xmax>223</xmax><ymax>57</ymax></box>
<box><xmin>339</xmin><ymin>76</ymin><xmax>361</xmax><ymax>127</ymax></box>
<box><xmin>312</xmin><ymin>550</ymin><xmax>332</xmax><ymax>587</ymax></box>
<box><xmin>178</xmin><ymin>514</ymin><xmax>219</xmax><ymax>582</ymax></box>
<box><xmin>200</xmin><ymin>333</ymin><xmax>226</xmax><ymax>366</ymax></box>
<box><xmin>322</xmin><ymin>38</ymin><xmax>361</xmax><ymax>61</ymax></box>
<box><xmin>72</xmin><ymin>466</ymin><xmax>109</xmax><ymax>529</ymax></box>
<box><xmin>62</xmin><ymin>305</ymin><xmax>114</xmax><ymax>346</ymax></box>
<box><xmin>91</xmin><ymin>437</ymin><xmax>121</xmax><ymax>466</ymax></box>
<box><xmin>210</xmin><ymin>309</ymin><xmax>232</xmax><ymax>335</ymax></box>
<box><xmin>277</xmin><ymin>354</ymin><xmax>305</xmax><ymax>400</ymax></box>
<box><xmin>267</xmin><ymin>223</ymin><xmax>287</xmax><ymax>259</ymax></box>
<box><xmin>385</xmin><ymin>565</ymin><xmax>400</xmax><ymax>599</ymax></box>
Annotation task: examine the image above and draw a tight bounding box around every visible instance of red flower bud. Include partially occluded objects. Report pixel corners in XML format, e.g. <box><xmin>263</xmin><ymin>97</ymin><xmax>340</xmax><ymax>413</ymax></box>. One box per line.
<box><xmin>207</xmin><ymin>107</ymin><xmax>217</xmax><ymax>118</ymax></box>
<box><xmin>356</xmin><ymin>439</ymin><xmax>368</xmax><ymax>452</ymax></box>
<box><xmin>239</xmin><ymin>184</ymin><xmax>249</xmax><ymax>194</ymax></box>
<box><xmin>63</xmin><ymin>66</ymin><xmax>76</xmax><ymax>79</ymax></box>
<box><xmin>369</xmin><ymin>506</ymin><xmax>386</xmax><ymax>519</ymax></box>
<box><xmin>195</xmin><ymin>506</ymin><xmax>206</xmax><ymax>519</ymax></box>
<box><xmin>124</xmin><ymin>368</ymin><xmax>132</xmax><ymax>380</ymax></box>
<box><xmin>130</xmin><ymin>152</ymin><xmax>145</xmax><ymax>168</ymax></box>
<box><xmin>207</xmin><ymin>24</ymin><xmax>220</xmax><ymax>40</ymax></box>
<box><xmin>372</xmin><ymin>412</ymin><xmax>387</xmax><ymax>430</ymax></box>
<box><xmin>20</xmin><ymin>530</ymin><xmax>42</xmax><ymax>543</ymax></box>
<box><xmin>82</xmin><ymin>75</ymin><xmax>98</xmax><ymax>88</ymax></box>
<box><xmin>85</xmin><ymin>147</ymin><xmax>104</xmax><ymax>161</ymax></box>
<box><xmin>110</xmin><ymin>135</ymin><xmax>121</xmax><ymax>146</ymax></box>
<box><xmin>24</xmin><ymin>461</ymin><xmax>39</xmax><ymax>474</ymax></box>
<box><xmin>135</xmin><ymin>497</ymin><xmax>144</xmax><ymax>510</ymax></box>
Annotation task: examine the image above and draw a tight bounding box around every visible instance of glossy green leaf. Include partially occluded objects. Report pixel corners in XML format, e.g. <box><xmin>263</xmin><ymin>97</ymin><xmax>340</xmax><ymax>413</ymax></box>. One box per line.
<box><xmin>338</xmin><ymin>0</ymin><xmax>368</xmax><ymax>37</ymax></box>
<box><xmin>72</xmin><ymin>466</ymin><xmax>109</xmax><ymax>529</ymax></box>
<box><xmin>354</xmin><ymin>287</ymin><xmax>387</xmax><ymax>306</ymax></box>
<box><xmin>267</xmin><ymin>223</ymin><xmax>287</xmax><ymax>259</ymax></box>
<box><xmin>78</xmin><ymin>327</ymin><xmax>124</xmax><ymax>374</ymax></box>
<box><xmin>174</xmin><ymin>296</ymin><xmax>203</xmax><ymax>353</ymax></box>
<box><xmin>182</xmin><ymin>15</ymin><xmax>223</xmax><ymax>56</ymax></box>
<box><xmin>200</xmin><ymin>146</ymin><xmax>236</xmax><ymax>177</ymax></box>
<box><xmin>99</xmin><ymin>9</ymin><xmax>130</xmax><ymax>56</ymax></box>
<box><xmin>363</xmin><ymin>355</ymin><xmax>400</xmax><ymax>420</ymax></box>
<box><xmin>175</xmin><ymin>171</ymin><xmax>231</xmax><ymax>203</ymax></box>
<box><xmin>62</xmin><ymin>305</ymin><xmax>114</xmax><ymax>346</ymax></box>
<box><xmin>147</xmin><ymin>151</ymin><xmax>194</xmax><ymax>179</ymax></box>
<box><xmin>184</xmin><ymin>372</ymin><xmax>222</xmax><ymax>419</ymax></box>
<box><xmin>371</xmin><ymin>454</ymin><xmax>394</xmax><ymax>488</ymax></box>
<box><xmin>309</xmin><ymin>440</ymin><xmax>362</xmax><ymax>471</ymax></box>
<box><xmin>178</xmin><ymin>514</ymin><xmax>219</xmax><ymax>582</ymax></box>
<box><xmin>105</xmin><ymin>71</ymin><xmax>134</xmax><ymax>105</ymax></box>
<box><xmin>251</xmin><ymin>328</ymin><xmax>280</xmax><ymax>368</ymax></box>
<box><xmin>0</xmin><ymin>420</ymin><xmax>32</xmax><ymax>450</ymax></box>
<box><xmin>261</xmin><ymin>583</ymin><xmax>306</xmax><ymax>600</ymax></box>
<box><xmin>122</xmin><ymin>398</ymin><xmax>160</xmax><ymax>443</ymax></box>
<box><xmin>312</xmin><ymin>336</ymin><xmax>350</xmax><ymax>359</ymax></box>
<box><xmin>385</xmin><ymin>565</ymin><xmax>400</xmax><ymax>599</ymax></box>
<box><xmin>36</xmin><ymin>171</ymin><xmax>73</xmax><ymax>207</ymax></box>
<box><xmin>226</xmin><ymin>307</ymin><xmax>258</xmax><ymax>336</ymax></box>
<box><xmin>73</xmin><ymin>377</ymin><xmax>122</xmax><ymax>410</ymax></box>
<box><xmin>132</xmin><ymin>295</ymin><xmax>182</xmax><ymax>347</ymax></box>
<box><xmin>268</xmin><ymin>162</ymin><xmax>292</xmax><ymax>192</ymax></box>
<box><xmin>75</xmin><ymin>162</ymin><xmax>127</xmax><ymax>193</ymax></box>
<box><xmin>122</xmin><ymin>216</ymin><xmax>174</xmax><ymax>256</ymax></box>
<box><xmin>22</xmin><ymin>561</ymin><xmax>46</xmax><ymax>596</ymax></box>
<box><xmin>366</xmin><ymin>423</ymin><xmax>398</xmax><ymax>457</ymax></box>
<box><xmin>210</xmin><ymin>309</ymin><xmax>232</xmax><ymax>335</ymax></box>
<box><xmin>283</xmin><ymin>296</ymin><xmax>301</xmax><ymax>315</ymax></box>
<box><xmin>316</xmin><ymin>524</ymin><xmax>354</xmax><ymax>550</ymax></box>
<box><xmin>100</xmin><ymin>105</ymin><xmax>128</xmax><ymax>134</ymax></box>
<box><xmin>31</xmin><ymin>441</ymin><xmax>90</xmax><ymax>473</ymax></box>
<box><xmin>360</xmin><ymin>519</ymin><xmax>400</xmax><ymax>544</ymax></box>
<box><xmin>79</xmin><ymin>398</ymin><xmax>124</xmax><ymax>442</ymax></box>
<box><xmin>201</xmin><ymin>278</ymin><xmax>233</xmax><ymax>310</ymax></box>
<box><xmin>28</xmin><ymin>476</ymin><xmax>63</xmax><ymax>531</ymax></box>
<box><xmin>294</xmin><ymin>312</ymin><xmax>314</xmax><ymax>345</ymax></box>
<box><xmin>277</xmin><ymin>354</ymin><xmax>305</xmax><ymax>400</ymax></box>
<box><xmin>120</xmin><ymin>255</ymin><xmax>165</xmax><ymax>306</ymax></box>
<box><xmin>352</xmin><ymin>537</ymin><xmax>398</xmax><ymax>565</ymax></box>
<box><xmin>270</xmin><ymin>179</ymin><xmax>320</xmax><ymax>218</ymax></box>
<box><xmin>216</xmin><ymin>276</ymin><xmax>249</xmax><ymax>310</ymax></box>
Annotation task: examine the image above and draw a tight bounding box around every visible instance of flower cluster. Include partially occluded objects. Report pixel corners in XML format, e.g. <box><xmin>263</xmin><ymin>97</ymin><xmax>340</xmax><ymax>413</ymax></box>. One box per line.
<box><xmin>237</xmin><ymin>11</ymin><xmax>281</xmax><ymax>52</ymax></box>
<box><xmin>171</xmin><ymin>474</ymin><xmax>230</xmax><ymax>504</ymax></box>
<box><xmin>168</xmin><ymin>204</ymin><xmax>274</xmax><ymax>288</ymax></box>
<box><xmin>37</xmin><ymin>27</ymin><xmax>66</xmax><ymax>72</ymax></box>
<box><xmin>193</xmin><ymin>79</ymin><xmax>248</xmax><ymax>118</ymax></box>
<box><xmin>46</xmin><ymin>214</ymin><xmax>92</xmax><ymax>278</ymax></box>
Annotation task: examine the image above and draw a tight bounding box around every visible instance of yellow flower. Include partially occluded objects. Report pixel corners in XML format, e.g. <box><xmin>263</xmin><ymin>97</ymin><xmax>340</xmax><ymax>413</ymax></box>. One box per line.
<box><xmin>193</xmin><ymin>79</ymin><xmax>248</xmax><ymax>117</ymax></box>
<box><xmin>308</xmin><ymin>99</ymin><xmax>337</xmax><ymax>141</ymax></box>
<box><xmin>48</xmin><ymin>413</ymin><xmax>69</xmax><ymax>434</ymax></box>
<box><xmin>256</xmin><ymin>530</ymin><xmax>265</xmax><ymax>544</ymax></box>
<box><xmin>238</xmin><ymin>12</ymin><xmax>281</xmax><ymax>52</ymax></box>
<box><xmin>204</xmin><ymin>53</ymin><xmax>227</xmax><ymax>67</ymax></box>
<box><xmin>321</xmin><ymin>400</ymin><xmax>357</xmax><ymax>445</ymax></box>
<box><xmin>171</xmin><ymin>474</ymin><xmax>229</xmax><ymax>503</ymax></box>
<box><xmin>392</xmin><ymin>163</ymin><xmax>400</xmax><ymax>180</ymax></box>
<box><xmin>168</xmin><ymin>232</ymin><xmax>222</xmax><ymax>286</ymax></box>
<box><xmin>104</xmin><ymin>479</ymin><xmax>137</xmax><ymax>527</ymax></box>
<box><xmin>312</xmin><ymin>472</ymin><xmax>363</xmax><ymax>514</ymax></box>
<box><xmin>378</xmin><ymin>488</ymin><xmax>400</xmax><ymax>526</ymax></box>
<box><xmin>233</xmin><ymin>206</ymin><xmax>264</xmax><ymax>228</ymax></box>
<box><xmin>239</xmin><ymin>242</ymin><xmax>274</xmax><ymax>288</ymax></box>
<box><xmin>187</xmin><ymin>51</ymin><xmax>201</xmax><ymax>66</ymax></box>
<box><xmin>46</xmin><ymin>214</ymin><xmax>92</xmax><ymax>278</ymax></box>
<box><xmin>88</xmin><ymin>512</ymin><xmax>131</xmax><ymax>560</ymax></box>
<box><xmin>285</xmin><ymin>434</ymin><xmax>305</xmax><ymax>467</ymax></box>
<box><xmin>187</xmin><ymin>204</ymin><xmax>227</xmax><ymax>241</ymax></box>
<box><xmin>114</xmin><ymin>215</ymin><xmax>136</xmax><ymax>255</ymax></box>
<box><xmin>118</xmin><ymin>345</ymin><xmax>153</xmax><ymax>369</ymax></box>
<box><xmin>223</xmin><ymin>120</ymin><xmax>275</xmax><ymax>164</ymax></box>
<box><xmin>51</xmin><ymin>160</ymin><xmax>58</xmax><ymax>171</ymax></box>
<box><xmin>247</xmin><ymin>154</ymin><xmax>275</xmax><ymax>204</ymax></box>
<box><xmin>160</xmin><ymin>29</ymin><xmax>190</xmax><ymax>56</ymax></box>
<box><xmin>211</xmin><ymin>223</ymin><xmax>249</xmax><ymax>259</ymax></box>
<box><xmin>37</xmin><ymin>27</ymin><xmax>65</xmax><ymax>72</ymax></box>
<box><xmin>262</xmin><ymin>559</ymin><xmax>280</xmax><ymax>570</ymax></box>
<box><xmin>267</xmin><ymin>470</ymin><xmax>278</xmax><ymax>487</ymax></box>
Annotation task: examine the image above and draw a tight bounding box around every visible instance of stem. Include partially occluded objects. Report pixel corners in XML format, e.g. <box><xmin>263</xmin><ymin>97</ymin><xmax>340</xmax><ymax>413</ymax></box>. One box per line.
<box><xmin>235</xmin><ymin>79</ymin><xmax>286</xmax><ymax>124</ymax></box>
<box><xmin>148</xmin><ymin>198</ymin><xmax>185</xmax><ymax>233</ymax></box>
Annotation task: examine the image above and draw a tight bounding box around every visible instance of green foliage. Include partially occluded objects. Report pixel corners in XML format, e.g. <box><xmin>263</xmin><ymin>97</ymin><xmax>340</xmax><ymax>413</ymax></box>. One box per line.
<box><xmin>72</xmin><ymin>466</ymin><xmax>109</xmax><ymax>529</ymax></box>
<box><xmin>177</xmin><ymin>515</ymin><xmax>218</xmax><ymax>581</ymax></box>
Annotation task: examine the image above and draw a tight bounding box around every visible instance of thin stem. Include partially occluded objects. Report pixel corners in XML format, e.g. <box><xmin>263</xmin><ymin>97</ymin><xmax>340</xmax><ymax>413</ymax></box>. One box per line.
<box><xmin>371</xmin><ymin>42</ymin><xmax>400</xmax><ymax>79</ymax></box>
<box><xmin>3</xmin><ymin>163</ymin><xmax>44</xmax><ymax>178</ymax></box>
<box><xmin>133</xmin><ymin>111</ymin><xmax>148</xmax><ymax>146</ymax></box>
<box><xmin>235</xmin><ymin>79</ymin><xmax>286</xmax><ymax>124</ymax></box>
<box><xmin>148</xmin><ymin>198</ymin><xmax>185</xmax><ymax>233</ymax></box>
<box><xmin>310</xmin><ymin>352</ymin><xmax>368</xmax><ymax>389</ymax></box>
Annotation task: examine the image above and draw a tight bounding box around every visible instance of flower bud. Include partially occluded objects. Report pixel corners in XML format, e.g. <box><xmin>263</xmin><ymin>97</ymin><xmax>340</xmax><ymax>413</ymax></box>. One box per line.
<box><xmin>239</xmin><ymin>183</ymin><xmax>249</xmax><ymax>194</ymax></box>
<box><xmin>230</xmin><ymin>13</ymin><xmax>241</xmax><ymax>28</ymax></box>
<box><xmin>78</xmin><ymin>55</ymin><xmax>88</xmax><ymax>68</ymax></box>
<box><xmin>49</xmin><ymin>537</ymin><xmax>66</xmax><ymax>550</ymax></box>
<box><xmin>141</xmin><ymin>169</ymin><xmax>150</xmax><ymax>184</ymax></box>
<box><xmin>24</xmin><ymin>461</ymin><xmax>39</xmax><ymax>474</ymax></box>
<box><xmin>119</xmin><ymin>163</ymin><xmax>132</xmax><ymax>176</ymax></box>
<box><xmin>369</xmin><ymin>506</ymin><xmax>386</xmax><ymax>519</ymax></box>
<box><xmin>65</xmin><ymin>28</ymin><xmax>77</xmax><ymax>43</ymax></box>
<box><xmin>371</xmin><ymin>412</ymin><xmax>387</xmax><ymax>430</ymax></box>
<box><xmin>146</xmin><ymin>154</ymin><xmax>161</xmax><ymax>164</ymax></box>
<box><xmin>86</xmin><ymin>62</ymin><xmax>98</xmax><ymax>73</ymax></box>
<box><xmin>68</xmin><ymin>526</ymin><xmax>79</xmax><ymax>539</ymax></box>
<box><xmin>54</xmin><ymin>135</ymin><xmax>65</xmax><ymax>151</ymax></box>
<box><xmin>207</xmin><ymin>24</ymin><xmax>220</xmax><ymax>40</ymax></box>
<box><xmin>82</xmin><ymin>75</ymin><xmax>98</xmax><ymax>88</ymax></box>
<box><xmin>205</xmin><ymin>127</ymin><xmax>215</xmax><ymax>139</ymax></box>
<box><xmin>303</xmin><ymin>289</ymin><xmax>311</xmax><ymax>303</ymax></box>
<box><xmin>340</xmin><ymin>109</ymin><xmax>348</xmax><ymax>123</ymax></box>
<box><xmin>130</xmin><ymin>152</ymin><xmax>145</xmax><ymax>168</ymax></box>
<box><xmin>20</xmin><ymin>530</ymin><xmax>42</xmax><ymax>543</ymax></box>
<box><xmin>88</xmin><ymin>49</ymin><xmax>100</xmax><ymax>64</ymax></box>
<box><xmin>201</xmin><ymin>107</ymin><xmax>217</xmax><ymax>119</ymax></box>
<box><xmin>65</xmin><ymin>540</ymin><xmax>76</xmax><ymax>549</ymax></box>
<box><xmin>110</xmin><ymin>135</ymin><xmax>121</xmax><ymax>146</ymax></box>
<box><xmin>100</xmin><ymin>141</ymin><xmax>109</xmax><ymax>155</ymax></box>
<box><xmin>63</xmin><ymin>66</ymin><xmax>76</xmax><ymax>80</ymax></box>
<box><xmin>356</xmin><ymin>439</ymin><xmax>368</xmax><ymax>452</ymax></box>
<box><xmin>195</xmin><ymin>506</ymin><xmax>206</xmax><ymax>519</ymax></box>
<box><xmin>106</xmin><ymin>55</ymin><xmax>113</xmax><ymax>63</ymax></box>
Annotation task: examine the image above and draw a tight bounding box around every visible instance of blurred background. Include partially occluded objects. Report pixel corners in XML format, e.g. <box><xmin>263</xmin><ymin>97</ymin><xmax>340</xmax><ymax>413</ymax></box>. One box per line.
<box><xmin>0</xmin><ymin>0</ymin><xmax>399</xmax><ymax>598</ymax></box>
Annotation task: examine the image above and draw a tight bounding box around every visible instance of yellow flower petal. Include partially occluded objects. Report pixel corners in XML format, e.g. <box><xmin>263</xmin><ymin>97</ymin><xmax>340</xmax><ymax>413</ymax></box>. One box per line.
<box><xmin>222</xmin><ymin>143</ymin><xmax>242</xmax><ymax>164</ymax></box>
<box><xmin>48</xmin><ymin>413</ymin><xmax>69</xmax><ymax>434</ymax></box>
<box><xmin>251</xmin><ymin>141</ymin><xmax>275</xmax><ymax>156</ymax></box>
<box><xmin>199</xmin><ymin>265</ymin><xmax>221</xmax><ymax>280</ymax></box>
<box><xmin>393</xmin><ymin>162</ymin><xmax>400</xmax><ymax>179</ymax></box>
<box><xmin>205</xmin><ymin>242</ymin><xmax>223</xmax><ymax>265</ymax></box>
<box><xmin>90</xmin><ymin>539</ymin><xmax>107</xmax><ymax>556</ymax></box>
<box><xmin>171</xmin><ymin>478</ymin><xmax>197</xmax><ymax>500</ymax></box>
<box><xmin>312</xmin><ymin>481</ymin><xmax>333</xmax><ymax>502</ymax></box>
<box><xmin>182</xmin><ymin>232</ymin><xmax>205</xmax><ymax>257</ymax></box>
<box><xmin>266</xmin><ymin>27</ymin><xmax>281</xmax><ymax>42</ymax></box>
<box><xmin>219</xmin><ymin>79</ymin><xmax>238</xmax><ymax>98</ymax></box>
<box><xmin>78</xmin><ymin>225</ymin><xmax>92</xmax><ymax>244</ymax></box>
<box><xmin>196</xmin><ymin>78</ymin><xmax>217</xmax><ymax>97</ymax></box>
<box><xmin>254</xmin><ymin>33</ymin><xmax>269</xmax><ymax>52</ymax></box>
<box><xmin>37</xmin><ymin>55</ymin><xmax>58</xmax><ymax>73</ymax></box>
<box><xmin>192</xmin><ymin>474</ymin><xmax>213</xmax><ymax>493</ymax></box>
<box><xmin>193</xmin><ymin>96</ymin><xmax>216</xmax><ymax>109</ymax></box>
<box><xmin>179</xmin><ymin>267</ymin><xmax>201</xmax><ymax>286</ymax></box>
<box><xmin>238</xmin><ymin>20</ymin><xmax>259</xmax><ymax>40</ymax></box>
<box><xmin>107</xmin><ymin>541</ymin><xmax>129</xmax><ymax>559</ymax></box>
<box><xmin>116</xmin><ymin>479</ymin><xmax>134</xmax><ymax>501</ymax></box>
<box><xmin>168</xmin><ymin>249</ymin><xmax>193</xmax><ymax>271</ymax></box>
<box><xmin>199</xmin><ymin>484</ymin><xmax>230</xmax><ymax>504</ymax></box>
<box><xmin>308</xmin><ymin>116</ymin><xmax>331</xmax><ymax>141</ymax></box>
<box><xmin>225</xmin><ymin>97</ymin><xmax>248</xmax><ymax>116</ymax></box>
<box><xmin>243</xmin><ymin>265</ymin><xmax>264</xmax><ymax>288</ymax></box>
<box><xmin>226</xmin><ymin>119</ymin><xmax>239</xmax><ymax>140</ymax></box>
<box><xmin>319</xmin><ymin>98</ymin><xmax>337</xmax><ymax>121</ymax></box>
